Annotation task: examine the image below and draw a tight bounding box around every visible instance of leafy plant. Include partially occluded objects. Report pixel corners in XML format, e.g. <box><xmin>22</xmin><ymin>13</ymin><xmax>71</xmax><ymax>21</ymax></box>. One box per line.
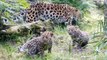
<box><xmin>0</xmin><ymin>0</ymin><xmax>29</xmax><ymax>25</ymax></box>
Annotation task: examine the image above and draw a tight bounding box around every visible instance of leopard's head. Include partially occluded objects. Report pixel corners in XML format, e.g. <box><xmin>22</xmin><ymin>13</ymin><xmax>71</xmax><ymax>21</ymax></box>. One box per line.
<box><xmin>13</xmin><ymin>9</ymin><xmax>27</xmax><ymax>24</ymax></box>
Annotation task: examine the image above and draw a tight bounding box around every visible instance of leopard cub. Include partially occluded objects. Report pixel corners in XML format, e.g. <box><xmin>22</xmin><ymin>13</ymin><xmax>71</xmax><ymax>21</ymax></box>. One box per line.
<box><xmin>18</xmin><ymin>31</ymin><xmax>54</xmax><ymax>57</ymax></box>
<box><xmin>67</xmin><ymin>25</ymin><xmax>89</xmax><ymax>49</ymax></box>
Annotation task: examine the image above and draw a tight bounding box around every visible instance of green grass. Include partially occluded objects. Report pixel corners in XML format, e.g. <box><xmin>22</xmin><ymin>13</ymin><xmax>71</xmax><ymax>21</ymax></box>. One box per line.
<box><xmin>0</xmin><ymin>23</ymin><xmax>106</xmax><ymax>60</ymax></box>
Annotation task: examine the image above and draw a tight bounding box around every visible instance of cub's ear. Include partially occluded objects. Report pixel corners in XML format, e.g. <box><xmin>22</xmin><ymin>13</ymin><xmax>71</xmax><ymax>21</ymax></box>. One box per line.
<box><xmin>75</xmin><ymin>26</ymin><xmax>79</xmax><ymax>28</ymax></box>
<box><xmin>40</xmin><ymin>27</ymin><xmax>47</xmax><ymax>35</ymax></box>
<box><xmin>75</xmin><ymin>9</ymin><xmax>78</xmax><ymax>12</ymax></box>
<box><xmin>50</xmin><ymin>32</ymin><xmax>53</xmax><ymax>37</ymax></box>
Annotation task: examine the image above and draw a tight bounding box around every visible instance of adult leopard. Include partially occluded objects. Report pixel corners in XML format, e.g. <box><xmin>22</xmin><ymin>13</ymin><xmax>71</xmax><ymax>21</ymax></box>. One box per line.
<box><xmin>15</xmin><ymin>3</ymin><xmax>81</xmax><ymax>25</ymax></box>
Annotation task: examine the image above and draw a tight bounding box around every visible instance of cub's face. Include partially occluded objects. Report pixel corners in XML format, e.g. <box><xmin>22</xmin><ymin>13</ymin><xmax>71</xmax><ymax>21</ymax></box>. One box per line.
<box><xmin>67</xmin><ymin>25</ymin><xmax>79</xmax><ymax>36</ymax></box>
<box><xmin>41</xmin><ymin>31</ymin><xmax>54</xmax><ymax>40</ymax></box>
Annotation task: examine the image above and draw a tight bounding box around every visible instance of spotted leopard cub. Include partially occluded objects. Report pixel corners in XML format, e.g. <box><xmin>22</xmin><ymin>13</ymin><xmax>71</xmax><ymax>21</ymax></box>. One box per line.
<box><xmin>17</xmin><ymin>3</ymin><xmax>81</xmax><ymax>25</ymax></box>
<box><xmin>18</xmin><ymin>31</ymin><xmax>54</xmax><ymax>57</ymax></box>
<box><xmin>67</xmin><ymin>25</ymin><xmax>89</xmax><ymax>49</ymax></box>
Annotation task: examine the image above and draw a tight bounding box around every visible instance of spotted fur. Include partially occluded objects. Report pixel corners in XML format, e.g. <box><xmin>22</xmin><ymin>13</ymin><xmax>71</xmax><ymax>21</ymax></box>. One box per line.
<box><xmin>18</xmin><ymin>31</ymin><xmax>53</xmax><ymax>57</ymax></box>
<box><xmin>17</xmin><ymin>3</ymin><xmax>81</xmax><ymax>25</ymax></box>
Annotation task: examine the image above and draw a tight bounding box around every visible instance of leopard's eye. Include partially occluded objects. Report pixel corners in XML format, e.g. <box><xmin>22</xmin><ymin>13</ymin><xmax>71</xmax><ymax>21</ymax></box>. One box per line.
<box><xmin>4</xmin><ymin>19</ymin><xmax>7</xmax><ymax>22</ymax></box>
<box><xmin>13</xmin><ymin>18</ymin><xmax>16</xmax><ymax>20</ymax></box>
<box><xmin>21</xmin><ymin>13</ymin><xmax>24</xmax><ymax>15</ymax></box>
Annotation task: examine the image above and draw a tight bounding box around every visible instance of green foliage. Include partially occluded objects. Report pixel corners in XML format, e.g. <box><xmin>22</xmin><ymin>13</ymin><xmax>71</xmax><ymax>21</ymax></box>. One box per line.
<box><xmin>52</xmin><ymin>0</ymin><xmax>95</xmax><ymax>15</ymax></box>
<box><xmin>17</xmin><ymin>0</ymin><xmax>29</xmax><ymax>8</ymax></box>
<box><xmin>0</xmin><ymin>0</ymin><xmax>29</xmax><ymax>25</ymax></box>
<box><xmin>93</xmin><ymin>21</ymin><xmax>107</xmax><ymax>53</ymax></box>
